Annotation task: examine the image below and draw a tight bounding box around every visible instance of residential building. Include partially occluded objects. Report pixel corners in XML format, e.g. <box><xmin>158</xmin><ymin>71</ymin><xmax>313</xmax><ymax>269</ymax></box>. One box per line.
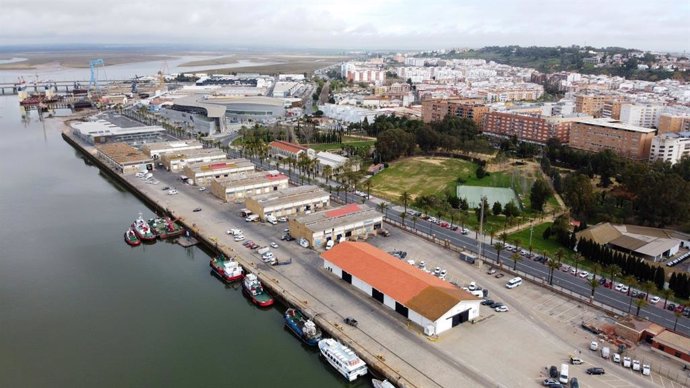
<box><xmin>269</xmin><ymin>140</ymin><xmax>315</xmax><ymax>161</ymax></box>
<box><xmin>658</xmin><ymin>113</ymin><xmax>690</xmax><ymax>134</ymax></box>
<box><xmin>569</xmin><ymin>118</ymin><xmax>656</xmax><ymax>160</ymax></box>
<box><xmin>160</xmin><ymin>148</ymin><xmax>227</xmax><ymax>172</ymax></box>
<box><xmin>321</xmin><ymin>242</ymin><xmax>480</xmax><ymax>335</ymax></box>
<box><xmin>209</xmin><ymin>171</ymin><xmax>289</xmax><ymax>203</ymax></box>
<box><xmin>96</xmin><ymin>142</ymin><xmax>153</xmax><ymax>175</ymax></box>
<box><xmin>421</xmin><ymin>99</ymin><xmax>488</xmax><ymax>126</ymax></box>
<box><xmin>575</xmin><ymin>94</ymin><xmax>611</xmax><ymax>116</ymax></box>
<box><xmin>182</xmin><ymin>158</ymin><xmax>254</xmax><ymax>186</ymax></box>
<box><xmin>340</xmin><ymin>62</ymin><xmax>386</xmax><ymax>85</ymax></box>
<box><xmin>482</xmin><ymin>111</ymin><xmax>582</xmax><ymax>144</ymax></box>
<box><xmin>649</xmin><ymin>131</ymin><xmax>690</xmax><ymax>165</ymax></box>
<box><xmin>619</xmin><ymin>103</ymin><xmax>664</xmax><ymax>128</ymax></box>
<box><xmin>141</xmin><ymin>140</ymin><xmax>203</xmax><ymax>160</ymax></box>
<box><xmin>288</xmin><ymin>204</ymin><xmax>383</xmax><ymax>248</ymax></box>
<box><xmin>244</xmin><ymin>185</ymin><xmax>330</xmax><ymax>220</ymax></box>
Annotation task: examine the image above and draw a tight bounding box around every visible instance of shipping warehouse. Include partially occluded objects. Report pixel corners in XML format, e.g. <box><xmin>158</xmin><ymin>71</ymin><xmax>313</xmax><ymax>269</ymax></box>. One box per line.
<box><xmin>160</xmin><ymin>148</ymin><xmax>228</xmax><ymax>172</ymax></box>
<box><xmin>96</xmin><ymin>142</ymin><xmax>154</xmax><ymax>175</ymax></box>
<box><xmin>322</xmin><ymin>242</ymin><xmax>481</xmax><ymax>335</ymax></box>
<box><xmin>244</xmin><ymin>185</ymin><xmax>330</xmax><ymax>220</ymax></box>
<box><xmin>182</xmin><ymin>158</ymin><xmax>254</xmax><ymax>186</ymax></box>
<box><xmin>288</xmin><ymin>203</ymin><xmax>382</xmax><ymax>248</ymax></box>
<box><xmin>210</xmin><ymin>171</ymin><xmax>289</xmax><ymax>202</ymax></box>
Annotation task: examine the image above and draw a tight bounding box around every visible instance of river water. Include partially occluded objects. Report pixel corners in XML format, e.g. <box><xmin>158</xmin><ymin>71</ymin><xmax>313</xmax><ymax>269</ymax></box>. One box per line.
<box><xmin>0</xmin><ymin>96</ymin><xmax>365</xmax><ymax>387</ymax></box>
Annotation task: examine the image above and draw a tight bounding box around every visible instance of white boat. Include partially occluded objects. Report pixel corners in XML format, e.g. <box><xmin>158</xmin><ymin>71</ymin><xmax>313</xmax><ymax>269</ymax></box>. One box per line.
<box><xmin>372</xmin><ymin>379</ymin><xmax>396</xmax><ymax>388</ymax></box>
<box><xmin>318</xmin><ymin>338</ymin><xmax>368</xmax><ymax>382</ymax></box>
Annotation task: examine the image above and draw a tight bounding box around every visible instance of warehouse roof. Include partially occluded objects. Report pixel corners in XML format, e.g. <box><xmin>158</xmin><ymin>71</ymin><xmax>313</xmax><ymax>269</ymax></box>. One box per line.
<box><xmin>161</xmin><ymin>148</ymin><xmax>227</xmax><ymax>161</ymax></box>
<box><xmin>249</xmin><ymin>185</ymin><xmax>329</xmax><ymax>208</ymax></box>
<box><xmin>214</xmin><ymin>171</ymin><xmax>288</xmax><ymax>188</ymax></box>
<box><xmin>187</xmin><ymin>158</ymin><xmax>254</xmax><ymax>173</ymax></box>
<box><xmin>296</xmin><ymin>204</ymin><xmax>381</xmax><ymax>233</ymax></box>
<box><xmin>269</xmin><ymin>140</ymin><xmax>309</xmax><ymax>154</ymax></box>
<box><xmin>653</xmin><ymin>330</ymin><xmax>690</xmax><ymax>354</ymax></box>
<box><xmin>322</xmin><ymin>242</ymin><xmax>478</xmax><ymax>321</ymax></box>
<box><xmin>577</xmin><ymin>222</ymin><xmax>688</xmax><ymax>258</ymax></box>
<box><xmin>96</xmin><ymin>142</ymin><xmax>152</xmax><ymax>165</ymax></box>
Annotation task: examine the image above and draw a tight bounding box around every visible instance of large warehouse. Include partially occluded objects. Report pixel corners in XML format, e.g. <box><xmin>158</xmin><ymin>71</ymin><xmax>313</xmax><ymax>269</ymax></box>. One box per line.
<box><xmin>160</xmin><ymin>148</ymin><xmax>228</xmax><ymax>172</ymax></box>
<box><xmin>96</xmin><ymin>143</ymin><xmax>154</xmax><ymax>175</ymax></box>
<box><xmin>210</xmin><ymin>171</ymin><xmax>289</xmax><ymax>202</ymax></box>
<box><xmin>322</xmin><ymin>242</ymin><xmax>480</xmax><ymax>335</ymax></box>
<box><xmin>141</xmin><ymin>140</ymin><xmax>203</xmax><ymax>160</ymax></box>
<box><xmin>182</xmin><ymin>158</ymin><xmax>255</xmax><ymax>186</ymax></box>
<box><xmin>288</xmin><ymin>203</ymin><xmax>382</xmax><ymax>248</ymax></box>
<box><xmin>244</xmin><ymin>185</ymin><xmax>330</xmax><ymax>220</ymax></box>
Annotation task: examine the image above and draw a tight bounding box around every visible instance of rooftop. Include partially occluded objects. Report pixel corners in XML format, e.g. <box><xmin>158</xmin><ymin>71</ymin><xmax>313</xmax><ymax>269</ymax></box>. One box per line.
<box><xmin>653</xmin><ymin>330</ymin><xmax>690</xmax><ymax>354</ymax></box>
<box><xmin>316</xmin><ymin>151</ymin><xmax>349</xmax><ymax>167</ymax></box>
<box><xmin>574</xmin><ymin>117</ymin><xmax>656</xmax><ymax>133</ymax></box>
<box><xmin>187</xmin><ymin>158</ymin><xmax>254</xmax><ymax>173</ymax></box>
<box><xmin>270</xmin><ymin>140</ymin><xmax>309</xmax><ymax>154</ymax></box>
<box><xmin>96</xmin><ymin>142</ymin><xmax>152</xmax><ymax>165</ymax></box>
<box><xmin>141</xmin><ymin>140</ymin><xmax>202</xmax><ymax>153</ymax></box>
<box><xmin>160</xmin><ymin>148</ymin><xmax>227</xmax><ymax>161</ymax></box>
<box><xmin>249</xmin><ymin>185</ymin><xmax>329</xmax><ymax>208</ymax></box>
<box><xmin>213</xmin><ymin>171</ymin><xmax>288</xmax><ymax>188</ymax></box>
<box><xmin>322</xmin><ymin>242</ymin><xmax>478</xmax><ymax>321</ymax></box>
<box><xmin>296</xmin><ymin>204</ymin><xmax>382</xmax><ymax>232</ymax></box>
<box><xmin>577</xmin><ymin>223</ymin><xmax>690</xmax><ymax>258</ymax></box>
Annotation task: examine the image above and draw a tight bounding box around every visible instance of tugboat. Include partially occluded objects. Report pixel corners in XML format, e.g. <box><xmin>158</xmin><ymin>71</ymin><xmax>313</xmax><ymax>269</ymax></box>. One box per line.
<box><xmin>210</xmin><ymin>255</ymin><xmax>244</xmax><ymax>282</ymax></box>
<box><xmin>284</xmin><ymin>308</ymin><xmax>322</xmax><ymax>346</ymax></box>
<box><xmin>148</xmin><ymin>217</ymin><xmax>185</xmax><ymax>239</ymax></box>
<box><xmin>242</xmin><ymin>273</ymin><xmax>274</xmax><ymax>307</ymax></box>
<box><xmin>124</xmin><ymin>228</ymin><xmax>141</xmax><ymax>247</ymax></box>
<box><xmin>318</xmin><ymin>338</ymin><xmax>368</xmax><ymax>382</ymax></box>
<box><xmin>372</xmin><ymin>379</ymin><xmax>396</xmax><ymax>388</ymax></box>
<box><xmin>131</xmin><ymin>213</ymin><xmax>156</xmax><ymax>242</ymax></box>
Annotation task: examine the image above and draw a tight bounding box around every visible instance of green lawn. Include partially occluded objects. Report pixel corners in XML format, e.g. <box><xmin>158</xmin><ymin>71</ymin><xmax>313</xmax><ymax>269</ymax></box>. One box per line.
<box><xmin>369</xmin><ymin>157</ymin><xmax>477</xmax><ymax>201</ymax></box>
<box><xmin>507</xmin><ymin>222</ymin><xmax>564</xmax><ymax>255</ymax></box>
<box><xmin>308</xmin><ymin>139</ymin><xmax>375</xmax><ymax>152</ymax></box>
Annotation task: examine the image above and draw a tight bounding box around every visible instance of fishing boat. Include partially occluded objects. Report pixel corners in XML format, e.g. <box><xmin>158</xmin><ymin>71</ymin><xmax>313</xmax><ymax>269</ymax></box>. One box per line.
<box><xmin>124</xmin><ymin>228</ymin><xmax>141</xmax><ymax>247</ymax></box>
<box><xmin>372</xmin><ymin>378</ymin><xmax>396</xmax><ymax>388</ymax></box>
<box><xmin>242</xmin><ymin>273</ymin><xmax>274</xmax><ymax>307</ymax></box>
<box><xmin>131</xmin><ymin>213</ymin><xmax>156</xmax><ymax>242</ymax></box>
<box><xmin>284</xmin><ymin>308</ymin><xmax>322</xmax><ymax>346</ymax></box>
<box><xmin>210</xmin><ymin>255</ymin><xmax>244</xmax><ymax>282</ymax></box>
<box><xmin>148</xmin><ymin>217</ymin><xmax>185</xmax><ymax>239</ymax></box>
<box><xmin>318</xmin><ymin>338</ymin><xmax>368</xmax><ymax>382</ymax></box>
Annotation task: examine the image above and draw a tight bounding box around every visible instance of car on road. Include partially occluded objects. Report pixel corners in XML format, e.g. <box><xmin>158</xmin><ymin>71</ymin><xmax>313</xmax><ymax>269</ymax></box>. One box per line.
<box><xmin>586</xmin><ymin>367</ymin><xmax>605</xmax><ymax>375</ymax></box>
<box><xmin>495</xmin><ymin>305</ymin><xmax>509</xmax><ymax>312</ymax></box>
<box><xmin>481</xmin><ymin>299</ymin><xmax>495</xmax><ymax>306</ymax></box>
<box><xmin>487</xmin><ymin>268</ymin><xmax>497</xmax><ymax>275</ymax></box>
<box><xmin>162</xmin><ymin>186</ymin><xmax>170</xmax><ymax>191</ymax></box>
<box><xmin>199</xmin><ymin>187</ymin><xmax>206</xmax><ymax>191</ymax></box>
<box><xmin>234</xmin><ymin>235</ymin><xmax>245</xmax><ymax>242</ymax></box>
<box><xmin>649</xmin><ymin>296</ymin><xmax>660</xmax><ymax>304</ymax></box>
<box><xmin>168</xmin><ymin>189</ymin><xmax>178</xmax><ymax>195</ymax></box>
<box><xmin>270</xmin><ymin>242</ymin><xmax>278</xmax><ymax>248</ymax></box>
<box><xmin>570</xmin><ymin>356</ymin><xmax>583</xmax><ymax>365</ymax></box>
<box><xmin>262</xmin><ymin>252</ymin><xmax>274</xmax><ymax>260</ymax></box>
<box><xmin>193</xmin><ymin>207</ymin><xmax>202</xmax><ymax>212</ymax></box>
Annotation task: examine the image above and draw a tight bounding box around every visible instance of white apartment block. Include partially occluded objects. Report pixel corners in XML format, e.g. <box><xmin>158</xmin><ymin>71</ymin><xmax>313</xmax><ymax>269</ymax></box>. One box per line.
<box><xmin>620</xmin><ymin>103</ymin><xmax>664</xmax><ymax>128</ymax></box>
<box><xmin>340</xmin><ymin>62</ymin><xmax>386</xmax><ymax>85</ymax></box>
<box><xmin>649</xmin><ymin>132</ymin><xmax>690</xmax><ymax>165</ymax></box>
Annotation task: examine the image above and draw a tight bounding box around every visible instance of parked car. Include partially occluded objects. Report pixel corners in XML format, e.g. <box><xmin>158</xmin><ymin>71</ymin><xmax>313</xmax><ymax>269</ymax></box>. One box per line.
<box><xmin>590</xmin><ymin>341</ymin><xmax>599</xmax><ymax>351</ymax></box>
<box><xmin>277</xmin><ymin>216</ymin><xmax>287</xmax><ymax>223</ymax></box>
<box><xmin>481</xmin><ymin>299</ymin><xmax>495</xmax><ymax>306</ymax></box>
<box><xmin>586</xmin><ymin>367</ymin><xmax>605</xmax><ymax>375</ymax></box>
<box><xmin>549</xmin><ymin>366</ymin><xmax>559</xmax><ymax>378</ymax></box>
<box><xmin>193</xmin><ymin>207</ymin><xmax>202</xmax><ymax>212</ymax></box>
<box><xmin>161</xmin><ymin>186</ymin><xmax>170</xmax><ymax>191</ymax></box>
<box><xmin>642</xmin><ymin>364</ymin><xmax>651</xmax><ymax>376</ymax></box>
<box><xmin>632</xmin><ymin>360</ymin><xmax>641</xmax><ymax>371</ymax></box>
<box><xmin>569</xmin><ymin>377</ymin><xmax>579</xmax><ymax>388</ymax></box>
<box><xmin>198</xmin><ymin>186</ymin><xmax>206</xmax><ymax>191</ymax></box>
<box><xmin>234</xmin><ymin>235</ymin><xmax>245</xmax><ymax>242</ymax></box>
<box><xmin>612</xmin><ymin>353</ymin><xmax>621</xmax><ymax>363</ymax></box>
<box><xmin>614</xmin><ymin>283</ymin><xmax>623</xmax><ymax>291</ymax></box>
<box><xmin>650</xmin><ymin>296</ymin><xmax>660</xmax><ymax>304</ymax></box>
<box><xmin>623</xmin><ymin>356</ymin><xmax>632</xmax><ymax>368</ymax></box>
<box><xmin>667</xmin><ymin>303</ymin><xmax>676</xmax><ymax>311</ymax></box>
<box><xmin>495</xmin><ymin>273</ymin><xmax>505</xmax><ymax>279</ymax></box>
<box><xmin>570</xmin><ymin>356</ymin><xmax>583</xmax><ymax>365</ymax></box>
<box><xmin>578</xmin><ymin>271</ymin><xmax>589</xmax><ymax>278</ymax></box>
<box><xmin>489</xmin><ymin>302</ymin><xmax>504</xmax><ymax>308</ymax></box>
<box><xmin>270</xmin><ymin>242</ymin><xmax>278</xmax><ymax>248</ymax></box>
<box><xmin>620</xmin><ymin>285</ymin><xmax>629</xmax><ymax>293</ymax></box>
<box><xmin>542</xmin><ymin>378</ymin><xmax>558</xmax><ymax>386</ymax></box>
<box><xmin>487</xmin><ymin>268</ymin><xmax>497</xmax><ymax>275</ymax></box>
<box><xmin>495</xmin><ymin>305</ymin><xmax>509</xmax><ymax>312</ymax></box>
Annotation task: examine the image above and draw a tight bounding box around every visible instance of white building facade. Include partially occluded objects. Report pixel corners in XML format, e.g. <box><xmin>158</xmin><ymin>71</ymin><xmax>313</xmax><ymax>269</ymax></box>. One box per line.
<box><xmin>649</xmin><ymin>131</ymin><xmax>690</xmax><ymax>165</ymax></box>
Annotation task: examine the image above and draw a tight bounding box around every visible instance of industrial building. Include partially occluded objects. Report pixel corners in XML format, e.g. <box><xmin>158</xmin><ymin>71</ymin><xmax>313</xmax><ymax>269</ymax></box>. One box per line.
<box><xmin>210</xmin><ymin>171</ymin><xmax>289</xmax><ymax>202</ymax></box>
<box><xmin>244</xmin><ymin>185</ymin><xmax>330</xmax><ymax>220</ymax></box>
<box><xmin>96</xmin><ymin>142</ymin><xmax>153</xmax><ymax>175</ymax></box>
<box><xmin>141</xmin><ymin>140</ymin><xmax>203</xmax><ymax>160</ymax></box>
<box><xmin>321</xmin><ymin>242</ymin><xmax>480</xmax><ymax>335</ymax></box>
<box><xmin>71</xmin><ymin>119</ymin><xmax>166</xmax><ymax>145</ymax></box>
<box><xmin>160</xmin><ymin>148</ymin><xmax>227</xmax><ymax>172</ymax></box>
<box><xmin>182</xmin><ymin>158</ymin><xmax>255</xmax><ymax>186</ymax></box>
<box><xmin>269</xmin><ymin>140</ymin><xmax>315</xmax><ymax>160</ymax></box>
<box><xmin>288</xmin><ymin>203</ymin><xmax>382</xmax><ymax>248</ymax></box>
<box><xmin>315</xmin><ymin>151</ymin><xmax>357</xmax><ymax>175</ymax></box>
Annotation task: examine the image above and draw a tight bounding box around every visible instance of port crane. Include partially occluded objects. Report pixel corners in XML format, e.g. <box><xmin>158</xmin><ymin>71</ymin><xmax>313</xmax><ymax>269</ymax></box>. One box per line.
<box><xmin>88</xmin><ymin>58</ymin><xmax>105</xmax><ymax>91</ymax></box>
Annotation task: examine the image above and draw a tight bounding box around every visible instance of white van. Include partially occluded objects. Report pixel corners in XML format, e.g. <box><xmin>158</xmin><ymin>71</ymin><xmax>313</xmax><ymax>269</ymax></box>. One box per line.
<box><xmin>559</xmin><ymin>364</ymin><xmax>569</xmax><ymax>384</ymax></box>
<box><xmin>245</xmin><ymin>214</ymin><xmax>259</xmax><ymax>222</ymax></box>
<box><xmin>325</xmin><ymin>240</ymin><xmax>335</xmax><ymax>250</ymax></box>
<box><xmin>601</xmin><ymin>346</ymin><xmax>610</xmax><ymax>359</ymax></box>
<box><xmin>506</xmin><ymin>277</ymin><xmax>523</xmax><ymax>289</ymax></box>
<box><xmin>265</xmin><ymin>215</ymin><xmax>277</xmax><ymax>225</ymax></box>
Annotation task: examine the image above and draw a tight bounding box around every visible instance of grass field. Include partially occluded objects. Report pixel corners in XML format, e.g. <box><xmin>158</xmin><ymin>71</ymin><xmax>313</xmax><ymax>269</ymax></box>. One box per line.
<box><xmin>369</xmin><ymin>157</ymin><xmax>476</xmax><ymax>201</ymax></box>
<box><xmin>308</xmin><ymin>139</ymin><xmax>375</xmax><ymax>151</ymax></box>
<box><xmin>507</xmin><ymin>222</ymin><xmax>563</xmax><ymax>255</ymax></box>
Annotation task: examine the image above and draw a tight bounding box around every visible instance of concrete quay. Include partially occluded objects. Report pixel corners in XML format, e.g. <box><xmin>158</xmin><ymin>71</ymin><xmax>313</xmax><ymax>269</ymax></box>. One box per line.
<box><xmin>62</xmin><ymin>130</ymin><xmax>492</xmax><ymax>388</ymax></box>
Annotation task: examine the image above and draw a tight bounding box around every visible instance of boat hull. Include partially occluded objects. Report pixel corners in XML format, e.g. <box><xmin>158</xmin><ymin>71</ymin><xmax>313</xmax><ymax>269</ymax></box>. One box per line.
<box><xmin>210</xmin><ymin>260</ymin><xmax>244</xmax><ymax>282</ymax></box>
<box><xmin>124</xmin><ymin>231</ymin><xmax>141</xmax><ymax>246</ymax></box>
<box><xmin>242</xmin><ymin>286</ymin><xmax>274</xmax><ymax>307</ymax></box>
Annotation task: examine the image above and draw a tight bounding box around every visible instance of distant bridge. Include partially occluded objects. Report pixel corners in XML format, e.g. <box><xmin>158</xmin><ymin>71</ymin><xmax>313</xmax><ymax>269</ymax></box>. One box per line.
<box><xmin>0</xmin><ymin>80</ymin><xmax>132</xmax><ymax>95</ymax></box>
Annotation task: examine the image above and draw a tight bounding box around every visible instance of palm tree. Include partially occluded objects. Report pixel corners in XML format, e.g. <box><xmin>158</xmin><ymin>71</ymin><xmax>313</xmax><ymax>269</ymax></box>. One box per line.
<box><xmin>592</xmin><ymin>263</ymin><xmax>603</xmax><ymax>282</ymax></box>
<box><xmin>623</xmin><ymin>275</ymin><xmax>638</xmax><ymax>314</ymax></box>
<box><xmin>400</xmin><ymin>212</ymin><xmax>407</xmax><ymax>228</ymax></box>
<box><xmin>412</xmin><ymin>215</ymin><xmax>418</xmax><ymax>230</ymax></box>
<box><xmin>607</xmin><ymin>264</ymin><xmax>622</xmax><ymax>288</ymax></box>
<box><xmin>511</xmin><ymin>252</ymin><xmax>522</xmax><ymax>271</ymax></box>
<box><xmin>494</xmin><ymin>242</ymin><xmax>505</xmax><ymax>269</ymax></box>
<box><xmin>513</xmin><ymin>238</ymin><xmax>521</xmax><ymax>252</ymax></box>
<box><xmin>400</xmin><ymin>191</ymin><xmax>411</xmax><ymax>214</ymax></box>
<box><xmin>674</xmin><ymin>309</ymin><xmax>683</xmax><ymax>331</ymax></box>
<box><xmin>365</xmin><ymin>179</ymin><xmax>371</xmax><ymax>199</ymax></box>
<box><xmin>589</xmin><ymin>278</ymin><xmax>600</xmax><ymax>301</ymax></box>
<box><xmin>378</xmin><ymin>202</ymin><xmax>388</xmax><ymax>218</ymax></box>
<box><xmin>640</xmin><ymin>281</ymin><xmax>655</xmax><ymax>302</ymax></box>
<box><xmin>555</xmin><ymin>248</ymin><xmax>565</xmax><ymax>264</ymax></box>
<box><xmin>547</xmin><ymin>259</ymin><xmax>560</xmax><ymax>286</ymax></box>
<box><xmin>573</xmin><ymin>254</ymin><xmax>584</xmax><ymax>277</ymax></box>
<box><xmin>489</xmin><ymin>230</ymin><xmax>495</xmax><ymax>245</ymax></box>
<box><xmin>661</xmin><ymin>288</ymin><xmax>674</xmax><ymax>310</ymax></box>
<box><xmin>499</xmin><ymin>232</ymin><xmax>508</xmax><ymax>244</ymax></box>
<box><xmin>323</xmin><ymin>165</ymin><xmax>333</xmax><ymax>183</ymax></box>
<box><xmin>634</xmin><ymin>298</ymin><xmax>648</xmax><ymax>317</ymax></box>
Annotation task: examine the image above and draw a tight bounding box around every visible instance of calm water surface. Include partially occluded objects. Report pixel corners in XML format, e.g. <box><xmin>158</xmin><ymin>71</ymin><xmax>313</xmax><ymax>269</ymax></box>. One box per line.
<box><xmin>0</xmin><ymin>96</ymin><xmax>365</xmax><ymax>387</ymax></box>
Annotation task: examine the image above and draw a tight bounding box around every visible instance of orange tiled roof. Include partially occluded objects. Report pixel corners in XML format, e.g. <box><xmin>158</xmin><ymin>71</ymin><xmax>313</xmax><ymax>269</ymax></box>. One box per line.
<box><xmin>321</xmin><ymin>242</ymin><xmax>478</xmax><ymax>320</ymax></box>
<box><xmin>325</xmin><ymin>203</ymin><xmax>360</xmax><ymax>218</ymax></box>
<box><xmin>269</xmin><ymin>140</ymin><xmax>308</xmax><ymax>154</ymax></box>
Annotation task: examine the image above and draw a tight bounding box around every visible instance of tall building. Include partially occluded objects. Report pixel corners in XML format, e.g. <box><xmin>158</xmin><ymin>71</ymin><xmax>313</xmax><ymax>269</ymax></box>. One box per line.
<box><xmin>658</xmin><ymin>113</ymin><xmax>690</xmax><ymax>134</ymax></box>
<box><xmin>570</xmin><ymin>118</ymin><xmax>656</xmax><ymax>160</ymax></box>
<box><xmin>575</xmin><ymin>94</ymin><xmax>611</xmax><ymax>116</ymax></box>
<box><xmin>340</xmin><ymin>62</ymin><xmax>386</xmax><ymax>85</ymax></box>
<box><xmin>619</xmin><ymin>103</ymin><xmax>664</xmax><ymax>128</ymax></box>
<box><xmin>421</xmin><ymin>98</ymin><xmax>488</xmax><ymax>127</ymax></box>
<box><xmin>649</xmin><ymin>132</ymin><xmax>690</xmax><ymax>165</ymax></box>
<box><xmin>482</xmin><ymin>112</ymin><xmax>580</xmax><ymax>144</ymax></box>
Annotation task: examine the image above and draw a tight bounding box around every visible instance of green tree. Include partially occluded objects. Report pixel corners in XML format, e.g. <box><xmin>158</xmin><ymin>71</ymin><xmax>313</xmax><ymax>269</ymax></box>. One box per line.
<box><xmin>634</xmin><ymin>298</ymin><xmax>648</xmax><ymax>317</ymax></box>
<box><xmin>503</xmin><ymin>201</ymin><xmax>520</xmax><ymax>218</ymax></box>
<box><xmin>530</xmin><ymin>179</ymin><xmax>552</xmax><ymax>211</ymax></box>
<box><xmin>494</xmin><ymin>242</ymin><xmax>505</xmax><ymax>269</ymax></box>
<box><xmin>511</xmin><ymin>252</ymin><xmax>522</xmax><ymax>271</ymax></box>
<box><xmin>492</xmin><ymin>201</ymin><xmax>503</xmax><ymax>216</ymax></box>
<box><xmin>547</xmin><ymin>259</ymin><xmax>560</xmax><ymax>285</ymax></box>
<box><xmin>400</xmin><ymin>191</ymin><xmax>411</xmax><ymax>214</ymax></box>
<box><xmin>563</xmin><ymin>173</ymin><xmax>595</xmax><ymax>218</ymax></box>
<box><xmin>660</xmin><ymin>288</ymin><xmax>674</xmax><ymax>310</ymax></box>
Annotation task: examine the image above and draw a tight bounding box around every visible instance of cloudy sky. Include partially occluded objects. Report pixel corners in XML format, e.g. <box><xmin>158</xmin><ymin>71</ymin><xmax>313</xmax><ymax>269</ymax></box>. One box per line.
<box><xmin>1</xmin><ymin>0</ymin><xmax>688</xmax><ymax>52</ymax></box>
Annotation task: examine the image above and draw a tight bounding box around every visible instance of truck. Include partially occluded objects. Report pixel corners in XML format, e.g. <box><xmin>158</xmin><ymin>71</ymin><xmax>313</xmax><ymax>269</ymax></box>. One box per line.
<box><xmin>257</xmin><ymin>247</ymin><xmax>271</xmax><ymax>255</ymax></box>
<box><xmin>601</xmin><ymin>346</ymin><xmax>610</xmax><ymax>359</ymax></box>
<box><xmin>460</xmin><ymin>252</ymin><xmax>477</xmax><ymax>264</ymax></box>
<box><xmin>245</xmin><ymin>214</ymin><xmax>259</xmax><ymax>222</ymax></box>
<box><xmin>265</xmin><ymin>215</ymin><xmax>277</xmax><ymax>225</ymax></box>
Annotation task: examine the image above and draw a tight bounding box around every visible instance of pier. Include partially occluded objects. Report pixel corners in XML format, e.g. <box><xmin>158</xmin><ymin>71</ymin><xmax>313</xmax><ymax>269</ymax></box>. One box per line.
<box><xmin>1</xmin><ymin>80</ymin><xmax>132</xmax><ymax>95</ymax></box>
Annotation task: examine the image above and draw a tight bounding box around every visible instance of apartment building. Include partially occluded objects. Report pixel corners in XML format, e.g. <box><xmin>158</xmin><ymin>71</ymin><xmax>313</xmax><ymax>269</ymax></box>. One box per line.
<box><xmin>570</xmin><ymin>118</ymin><xmax>656</xmax><ymax>160</ymax></box>
<box><xmin>620</xmin><ymin>104</ymin><xmax>664</xmax><ymax>128</ymax></box>
<box><xmin>658</xmin><ymin>113</ymin><xmax>690</xmax><ymax>134</ymax></box>
<box><xmin>421</xmin><ymin>98</ymin><xmax>488</xmax><ymax>126</ymax></box>
<box><xmin>482</xmin><ymin>111</ymin><xmax>580</xmax><ymax>144</ymax></box>
<box><xmin>649</xmin><ymin>132</ymin><xmax>690</xmax><ymax>165</ymax></box>
<box><xmin>575</xmin><ymin>94</ymin><xmax>611</xmax><ymax>116</ymax></box>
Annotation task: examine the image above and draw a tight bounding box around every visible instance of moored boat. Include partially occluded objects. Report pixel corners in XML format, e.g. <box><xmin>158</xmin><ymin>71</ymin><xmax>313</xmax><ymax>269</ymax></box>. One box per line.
<box><xmin>210</xmin><ymin>255</ymin><xmax>244</xmax><ymax>282</ymax></box>
<box><xmin>124</xmin><ymin>228</ymin><xmax>141</xmax><ymax>246</ymax></box>
<box><xmin>318</xmin><ymin>338</ymin><xmax>368</xmax><ymax>382</ymax></box>
<box><xmin>284</xmin><ymin>308</ymin><xmax>322</xmax><ymax>346</ymax></box>
<box><xmin>372</xmin><ymin>378</ymin><xmax>396</xmax><ymax>388</ymax></box>
<box><xmin>132</xmin><ymin>213</ymin><xmax>156</xmax><ymax>242</ymax></box>
<box><xmin>148</xmin><ymin>217</ymin><xmax>185</xmax><ymax>239</ymax></box>
<box><xmin>242</xmin><ymin>273</ymin><xmax>274</xmax><ymax>307</ymax></box>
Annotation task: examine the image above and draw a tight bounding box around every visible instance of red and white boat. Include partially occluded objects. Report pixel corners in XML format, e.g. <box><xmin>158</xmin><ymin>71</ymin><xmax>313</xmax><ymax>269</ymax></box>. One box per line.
<box><xmin>210</xmin><ymin>255</ymin><xmax>245</xmax><ymax>282</ymax></box>
<box><xmin>124</xmin><ymin>228</ymin><xmax>141</xmax><ymax>246</ymax></box>
<box><xmin>242</xmin><ymin>273</ymin><xmax>274</xmax><ymax>307</ymax></box>
<box><xmin>131</xmin><ymin>213</ymin><xmax>156</xmax><ymax>242</ymax></box>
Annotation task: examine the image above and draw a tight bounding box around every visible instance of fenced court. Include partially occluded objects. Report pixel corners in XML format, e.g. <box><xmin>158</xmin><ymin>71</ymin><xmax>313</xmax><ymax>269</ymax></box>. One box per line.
<box><xmin>457</xmin><ymin>185</ymin><xmax>520</xmax><ymax>208</ymax></box>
